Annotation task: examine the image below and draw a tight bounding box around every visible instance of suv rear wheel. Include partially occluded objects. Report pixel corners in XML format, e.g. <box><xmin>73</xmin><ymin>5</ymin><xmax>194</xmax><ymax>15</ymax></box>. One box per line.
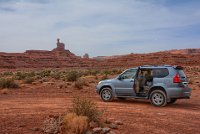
<box><xmin>150</xmin><ymin>90</ymin><xmax>167</xmax><ymax>107</ymax></box>
<box><xmin>100</xmin><ymin>87</ymin><xmax>113</xmax><ymax>102</ymax></box>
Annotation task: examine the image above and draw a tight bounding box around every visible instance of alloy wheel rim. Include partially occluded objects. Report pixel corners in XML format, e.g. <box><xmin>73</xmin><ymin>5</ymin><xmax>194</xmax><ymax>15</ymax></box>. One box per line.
<box><xmin>102</xmin><ymin>90</ymin><xmax>111</xmax><ymax>100</ymax></box>
<box><xmin>152</xmin><ymin>93</ymin><xmax>164</xmax><ymax>105</ymax></box>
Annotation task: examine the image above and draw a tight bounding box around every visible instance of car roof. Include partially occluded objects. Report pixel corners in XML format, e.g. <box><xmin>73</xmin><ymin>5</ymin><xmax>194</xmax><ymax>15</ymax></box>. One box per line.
<box><xmin>142</xmin><ymin>65</ymin><xmax>172</xmax><ymax>68</ymax></box>
<box><xmin>128</xmin><ymin>65</ymin><xmax>173</xmax><ymax>70</ymax></box>
<box><xmin>127</xmin><ymin>65</ymin><xmax>181</xmax><ymax>70</ymax></box>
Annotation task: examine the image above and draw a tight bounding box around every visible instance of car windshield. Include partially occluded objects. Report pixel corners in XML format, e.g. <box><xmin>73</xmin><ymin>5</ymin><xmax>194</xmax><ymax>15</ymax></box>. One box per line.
<box><xmin>120</xmin><ymin>69</ymin><xmax>137</xmax><ymax>79</ymax></box>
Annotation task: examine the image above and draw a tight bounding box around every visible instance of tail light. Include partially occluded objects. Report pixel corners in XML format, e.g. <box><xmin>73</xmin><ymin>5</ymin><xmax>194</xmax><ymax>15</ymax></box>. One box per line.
<box><xmin>173</xmin><ymin>74</ymin><xmax>181</xmax><ymax>83</ymax></box>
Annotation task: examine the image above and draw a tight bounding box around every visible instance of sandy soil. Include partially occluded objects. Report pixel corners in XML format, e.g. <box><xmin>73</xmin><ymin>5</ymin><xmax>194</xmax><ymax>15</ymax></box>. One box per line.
<box><xmin>0</xmin><ymin>83</ymin><xmax>200</xmax><ymax>134</ymax></box>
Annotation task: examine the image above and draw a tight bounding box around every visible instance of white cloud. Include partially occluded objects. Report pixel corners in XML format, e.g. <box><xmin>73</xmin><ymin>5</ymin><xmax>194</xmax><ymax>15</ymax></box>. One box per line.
<box><xmin>0</xmin><ymin>0</ymin><xmax>200</xmax><ymax>56</ymax></box>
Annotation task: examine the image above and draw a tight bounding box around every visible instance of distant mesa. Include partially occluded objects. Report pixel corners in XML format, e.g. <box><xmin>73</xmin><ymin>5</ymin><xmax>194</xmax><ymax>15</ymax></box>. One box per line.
<box><xmin>0</xmin><ymin>39</ymin><xmax>199</xmax><ymax>69</ymax></box>
<box><xmin>25</xmin><ymin>38</ymin><xmax>76</xmax><ymax>57</ymax></box>
<box><xmin>0</xmin><ymin>38</ymin><xmax>97</xmax><ymax>69</ymax></box>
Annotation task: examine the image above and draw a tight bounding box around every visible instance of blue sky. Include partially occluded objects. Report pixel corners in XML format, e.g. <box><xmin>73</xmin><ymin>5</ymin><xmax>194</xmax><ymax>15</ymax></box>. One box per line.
<box><xmin>0</xmin><ymin>0</ymin><xmax>200</xmax><ymax>57</ymax></box>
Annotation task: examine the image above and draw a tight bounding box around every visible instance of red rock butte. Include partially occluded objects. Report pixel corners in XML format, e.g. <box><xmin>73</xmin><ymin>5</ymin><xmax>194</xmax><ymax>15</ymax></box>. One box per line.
<box><xmin>0</xmin><ymin>39</ymin><xmax>199</xmax><ymax>70</ymax></box>
<box><xmin>0</xmin><ymin>39</ymin><xmax>97</xmax><ymax>69</ymax></box>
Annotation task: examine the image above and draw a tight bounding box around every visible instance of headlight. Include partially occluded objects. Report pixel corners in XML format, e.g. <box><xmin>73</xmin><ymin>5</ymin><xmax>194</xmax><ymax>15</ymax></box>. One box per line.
<box><xmin>98</xmin><ymin>81</ymin><xmax>102</xmax><ymax>85</ymax></box>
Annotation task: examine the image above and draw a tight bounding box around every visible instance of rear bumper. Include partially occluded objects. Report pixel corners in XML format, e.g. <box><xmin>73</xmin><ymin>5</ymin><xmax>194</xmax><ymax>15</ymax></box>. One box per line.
<box><xmin>166</xmin><ymin>87</ymin><xmax>192</xmax><ymax>99</ymax></box>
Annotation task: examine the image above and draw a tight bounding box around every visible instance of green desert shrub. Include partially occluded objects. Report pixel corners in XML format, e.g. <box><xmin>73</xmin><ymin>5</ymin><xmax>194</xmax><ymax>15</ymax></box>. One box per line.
<box><xmin>23</xmin><ymin>77</ymin><xmax>34</xmax><ymax>84</ymax></box>
<box><xmin>0</xmin><ymin>78</ymin><xmax>19</xmax><ymax>89</ymax></box>
<box><xmin>37</xmin><ymin>70</ymin><xmax>51</xmax><ymax>78</ymax></box>
<box><xmin>74</xmin><ymin>78</ymin><xmax>88</xmax><ymax>89</ymax></box>
<box><xmin>50</xmin><ymin>71</ymin><xmax>61</xmax><ymax>80</ymax></box>
<box><xmin>71</xmin><ymin>97</ymin><xmax>102</xmax><ymax>123</ymax></box>
<box><xmin>2</xmin><ymin>71</ymin><xmax>13</xmax><ymax>76</ymax></box>
<box><xmin>14</xmin><ymin>72</ymin><xmax>27</xmax><ymax>80</ymax></box>
<box><xmin>26</xmin><ymin>71</ymin><xmax>36</xmax><ymax>77</ymax></box>
<box><xmin>66</xmin><ymin>71</ymin><xmax>80</xmax><ymax>82</ymax></box>
<box><xmin>101</xmin><ymin>70</ymin><xmax>111</xmax><ymax>75</ymax></box>
<box><xmin>85</xmin><ymin>69</ymin><xmax>100</xmax><ymax>76</ymax></box>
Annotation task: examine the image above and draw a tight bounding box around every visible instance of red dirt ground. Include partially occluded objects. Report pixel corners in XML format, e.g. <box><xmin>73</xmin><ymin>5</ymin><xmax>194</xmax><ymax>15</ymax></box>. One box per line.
<box><xmin>0</xmin><ymin>82</ymin><xmax>199</xmax><ymax>134</ymax></box>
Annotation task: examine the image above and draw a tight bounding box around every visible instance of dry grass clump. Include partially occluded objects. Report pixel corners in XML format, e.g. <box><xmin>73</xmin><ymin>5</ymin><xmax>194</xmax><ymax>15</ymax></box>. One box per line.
<box><xmin>37</xmin><ymin>70</ymin><xmax>51</xmax><ymax>78</ymax></box>
<box><xmin>74</xmin><ymin>78</ymin><xmax>88</xmax><ymax>89</ymax></box>
<box><xmin>23</xmin><ymin>77</ymin><xmax>35</xmax><ymax>84</ymax></box>
<box><xmin>0</xmin><ymin>78</ymin><xmax>19</xmax><ymax>89</ymax></box>
<box><xmin>71</xmin><ymin>97</ymin><xmax>102</xmax><ymax>123</ymax></box>
<box><xmin>66</xmin><ymin>71</ymin><xmax>80</xmax><ymax>82</ymax></box>
<box><xmin>14</xmin><ymin>72</ymin><xmax>27</xmax><ymax>80</ymax></box>
<box><xmin>74</xmin><ymin>79</ymin><xmax>84</xmax><ymax>89</ymax></box>
<box><xmin>0</xmin><ymin>71</ymin><xmax>13</xmax><ymax>77</ymax></box>
<box><xmin>50</xmin><ymin>71</ymin><xmax>61</xmax><ymax>80</ymax></box>
<box><xmin>61</xmin><ymin>113</ymin><xmax>88</xmax><ymax>134</ymax></box>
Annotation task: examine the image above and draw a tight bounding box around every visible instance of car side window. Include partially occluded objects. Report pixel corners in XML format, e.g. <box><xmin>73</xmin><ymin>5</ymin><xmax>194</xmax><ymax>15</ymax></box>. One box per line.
<box><xmin>120</xmin><ymin>69</ymin><xmax>137</xmax><ymax>79</ymax></box>
<box><xmin>152</xmin><ymin>68</ymin><xmax>169</xmax><ymax>78</ymax></box>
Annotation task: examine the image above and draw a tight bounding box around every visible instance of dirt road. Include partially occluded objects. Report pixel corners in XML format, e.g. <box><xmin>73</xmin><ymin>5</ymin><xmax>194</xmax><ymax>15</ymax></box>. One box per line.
<box><xmin>0</xmin><ymin>84</ymin><xmax>200</xmax><ymax>134</ymax></box>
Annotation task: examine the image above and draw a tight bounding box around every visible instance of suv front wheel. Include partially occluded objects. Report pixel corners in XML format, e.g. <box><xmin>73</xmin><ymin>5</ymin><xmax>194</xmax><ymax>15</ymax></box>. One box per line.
<box><xmin>150</xmin><ymin>90</ymin><xmax>167</xmax><ymax>107</ymax></box>
<box><xmin>100</xmin><ymin>87</ymin><xmax>113</xmax><ymax>102</ymax></box>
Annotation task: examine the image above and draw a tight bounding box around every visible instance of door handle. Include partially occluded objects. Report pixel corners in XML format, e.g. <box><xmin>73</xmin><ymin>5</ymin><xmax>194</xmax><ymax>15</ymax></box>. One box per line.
<box><xmin>130</xmin><ymin>80</ymin><xmax>134</xmax><ymax>82</ymax></box>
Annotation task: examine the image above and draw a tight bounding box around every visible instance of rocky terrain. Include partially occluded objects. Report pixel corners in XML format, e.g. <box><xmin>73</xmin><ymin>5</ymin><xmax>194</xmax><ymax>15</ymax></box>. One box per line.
<box><xmin>0</xmin><ymin>40</ymin><xmax>200</xmax><ymax>134</ymax></box>
<box><xmin>0</xmin><ymin>66</ymin><xmax>200</xmax><ymax>134</ymax></box>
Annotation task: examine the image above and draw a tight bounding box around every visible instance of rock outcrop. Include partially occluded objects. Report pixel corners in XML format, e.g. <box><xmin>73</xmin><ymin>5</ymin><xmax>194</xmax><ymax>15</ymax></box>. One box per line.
<box><xmin>0</xmin><ymin>39</ymin><xmax>96</xmax><ymax>69</ymax></box>
<box><xmin>0</xmin><ymin>41</ymin><xmax>199</xmax><ymax>70</ymax></box>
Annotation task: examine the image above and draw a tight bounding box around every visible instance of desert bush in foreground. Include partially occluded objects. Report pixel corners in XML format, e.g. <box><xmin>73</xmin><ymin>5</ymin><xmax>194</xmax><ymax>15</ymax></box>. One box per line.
<box><xmin>0</xmin><ymin>78</ymin><xmax>19</xmax><ymax>89</ymax></box>
<box><xmin>61</xmin><ymin>113</ymin><xmax>88</xmax><ymax>134</ymax></box>
<box><xmin>71</xmin><ymin>97</ymin><xmax>102</xmax><ymax>123</ymax></box>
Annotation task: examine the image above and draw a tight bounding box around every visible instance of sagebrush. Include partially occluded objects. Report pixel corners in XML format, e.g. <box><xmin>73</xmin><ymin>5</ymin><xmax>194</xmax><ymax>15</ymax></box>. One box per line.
<box><xmin>0</xmin><ymin>78</ymin><xmax>19</xmax><ymax>89</ymax></box>
<box><xmin>71</xmin><ymin>97</ymin><xmax>102</xmax><ymax>123</ymax></box>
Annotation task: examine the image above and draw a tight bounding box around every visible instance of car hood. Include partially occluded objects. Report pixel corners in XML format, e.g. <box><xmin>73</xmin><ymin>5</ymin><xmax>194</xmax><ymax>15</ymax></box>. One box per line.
<box><xmin>100</xmin><ymin>78</ymin><xmax>116</xmax><ymax>84</ymax></box>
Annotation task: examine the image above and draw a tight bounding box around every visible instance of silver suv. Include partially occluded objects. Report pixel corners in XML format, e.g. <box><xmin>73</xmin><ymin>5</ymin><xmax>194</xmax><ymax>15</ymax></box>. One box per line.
<box><xmin>96</xmin><ymin>65</ymin><xmax>192</xmax><ymax>107</ymax></box>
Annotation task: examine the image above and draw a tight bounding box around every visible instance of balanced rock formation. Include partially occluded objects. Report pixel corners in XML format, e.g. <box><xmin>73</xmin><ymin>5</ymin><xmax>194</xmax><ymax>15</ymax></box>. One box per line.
<box><xmin>0</xmin><ymin>39</ymin><xmax>96</xmax><ymax>69</ymax></box>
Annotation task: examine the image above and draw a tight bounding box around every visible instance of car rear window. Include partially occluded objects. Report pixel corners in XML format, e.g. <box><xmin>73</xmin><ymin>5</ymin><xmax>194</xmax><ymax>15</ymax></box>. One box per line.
<box><xmin>152</xmin><ymin>68</ymin><xmax>169</xmax><ymax>78</ymax></box>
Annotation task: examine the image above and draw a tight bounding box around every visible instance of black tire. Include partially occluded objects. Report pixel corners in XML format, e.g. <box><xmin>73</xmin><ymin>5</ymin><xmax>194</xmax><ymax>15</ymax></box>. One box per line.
<box><xmin>168</xmin><ymin>98</ymin><xmax>177</xmax><ymax>104</ymax></box>
<box><xmin>100</xmin><ymin>87</ymin><xmax>113</xmax><ymax>102</ymax></box>
<box><xmin>117</xmin><ymin>97</ymin><xmax>126</xmax><ymax>100</ymax></box>
<box><xmin>150</xmin><ymin>90</ymin><xmax>167</xmax><ymax>107</ymax></box>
